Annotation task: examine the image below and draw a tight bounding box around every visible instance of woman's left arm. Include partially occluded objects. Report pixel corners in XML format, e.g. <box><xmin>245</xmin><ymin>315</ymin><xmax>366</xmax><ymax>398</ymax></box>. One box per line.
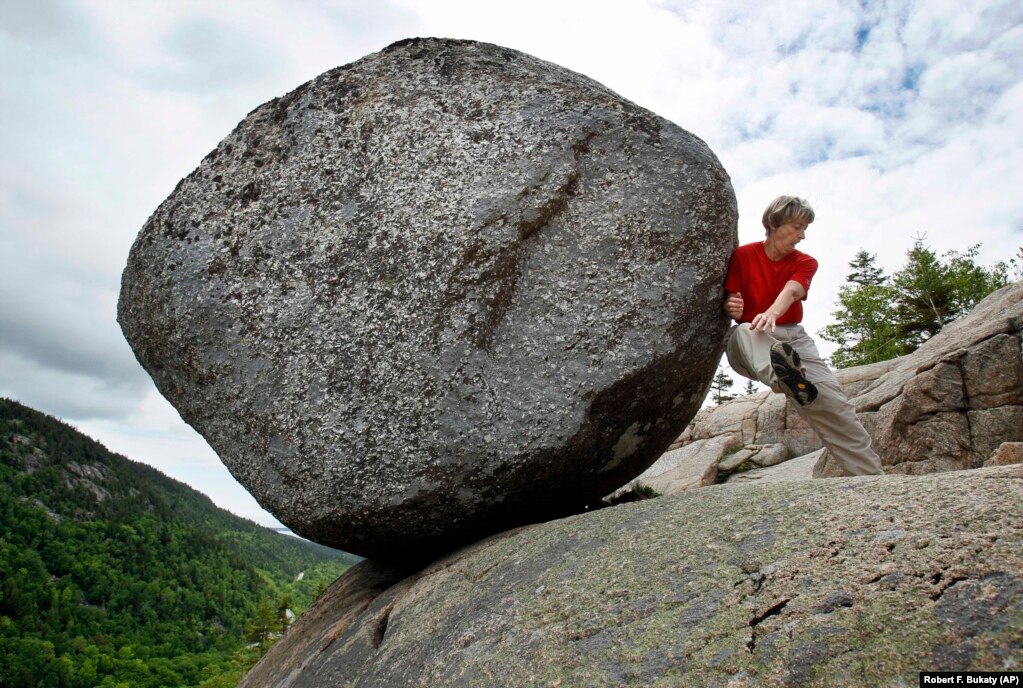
<box><xmin>750</xmin><ymin>280</ymin><xmax>806</xmax><ymax>332</ymax></box>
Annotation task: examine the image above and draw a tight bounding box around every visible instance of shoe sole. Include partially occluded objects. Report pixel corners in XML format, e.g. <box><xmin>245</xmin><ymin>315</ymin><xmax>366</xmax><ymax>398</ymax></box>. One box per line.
<box><xmin>770</xmin><ymin>342</ymin><xmax>818</xmax><ymax>405</ymax></box>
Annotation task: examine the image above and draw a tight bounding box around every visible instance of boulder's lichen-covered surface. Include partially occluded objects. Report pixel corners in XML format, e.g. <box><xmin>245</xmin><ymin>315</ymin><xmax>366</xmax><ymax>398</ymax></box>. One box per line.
<box><xmin>118</xmin><ymin>38</ymin><xmax>737</xmax><ymax>558</ymax></box>
<box><xmin>239</xmin><ymin>465</ymin><xmax>1023</xmax><ymax>687</ymax></box>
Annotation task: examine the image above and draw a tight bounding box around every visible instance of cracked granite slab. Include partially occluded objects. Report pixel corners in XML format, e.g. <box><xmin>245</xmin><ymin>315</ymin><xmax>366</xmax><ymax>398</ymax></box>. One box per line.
<box><xmin>239</xmin><ymin>464</ymin><xmax>1023</xmax><ymax>687</ymax></box>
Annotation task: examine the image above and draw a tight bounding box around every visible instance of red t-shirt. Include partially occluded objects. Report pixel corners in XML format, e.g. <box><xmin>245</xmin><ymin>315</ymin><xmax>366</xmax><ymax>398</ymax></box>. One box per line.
<box><xmin>724</xmin><ymin>242</ymin><xmax>818</xmax><ymax>325</ymax></box>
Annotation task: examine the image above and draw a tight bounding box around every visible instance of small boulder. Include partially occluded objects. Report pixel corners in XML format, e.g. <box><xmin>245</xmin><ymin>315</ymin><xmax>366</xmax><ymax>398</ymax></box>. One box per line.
<box><xmin>726</xmin><ymin>448</ymin><xmax>822</xmax><ymax>484</ymax></box>
<box><xmin>622</xmin><ymin>434</ymin><xmax>741</xmax><ymax>495</ymax></box>
<box><xmin>985</xmin><ymin>442</ymin><xmax>1023</xmax><ymax>467</ymax></box>
<box><xmin>720</xmin><ymin>442</ymin><xmax>789</xmax><ymax>471</ymax></box>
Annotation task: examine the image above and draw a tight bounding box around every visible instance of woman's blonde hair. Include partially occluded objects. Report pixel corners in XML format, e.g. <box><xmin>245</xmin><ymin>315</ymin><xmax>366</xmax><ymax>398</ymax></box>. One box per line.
<box><xmin>762</xmin><ymin>196</ymin><xmax>815</xmax><ymax>234</ymax></box>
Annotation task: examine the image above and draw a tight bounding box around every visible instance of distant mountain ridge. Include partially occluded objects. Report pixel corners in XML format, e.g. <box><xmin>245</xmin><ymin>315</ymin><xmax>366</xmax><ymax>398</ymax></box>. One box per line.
<box><xmin>0</xmin><ymin>397</ymin><xmax>358</xmax><ymax>688</ymax></box>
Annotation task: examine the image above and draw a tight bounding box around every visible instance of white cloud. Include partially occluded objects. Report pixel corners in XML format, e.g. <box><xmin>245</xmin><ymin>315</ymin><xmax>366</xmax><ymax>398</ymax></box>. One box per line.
<box><xmin>901</xmin><ymin>0</ymin><xmax>1023</xmax><ymax>56</ymax></box>
<box><xmin>0</xmin><ymin>0</ymin><xmax>97</xmax><ymax>52</ymax></box>
<box><xmin>0</xmin><ymin>351</ymin><xmax>146</xmax><ymax>421</ymax></box>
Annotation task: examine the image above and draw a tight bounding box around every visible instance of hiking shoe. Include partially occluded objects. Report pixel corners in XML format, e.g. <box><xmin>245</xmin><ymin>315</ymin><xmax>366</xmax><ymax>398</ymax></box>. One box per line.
<box><xmin>770</xmin><ymin>342</ymin><xmax>818</xmax><ymax>406</ymax></box>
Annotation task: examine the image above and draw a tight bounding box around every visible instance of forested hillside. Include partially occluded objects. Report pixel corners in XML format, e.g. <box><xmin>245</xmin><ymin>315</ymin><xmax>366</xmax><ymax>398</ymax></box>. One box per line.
<box><xmin>0</xmin><ymin>398</ymin><xmax>359</xmax><ymax>687</ymax></box>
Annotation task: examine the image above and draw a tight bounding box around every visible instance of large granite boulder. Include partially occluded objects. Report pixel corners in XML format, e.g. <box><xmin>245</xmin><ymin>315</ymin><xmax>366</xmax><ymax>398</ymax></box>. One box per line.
<box><xmin>239</xmin><ymin>464</ymin><xmax>1023</xmax><ymax>687</ymax></box>
<box><xmin>118</xmin><ymin>38</ymin><xmax>737</xmax><ymax>559</ymax></box>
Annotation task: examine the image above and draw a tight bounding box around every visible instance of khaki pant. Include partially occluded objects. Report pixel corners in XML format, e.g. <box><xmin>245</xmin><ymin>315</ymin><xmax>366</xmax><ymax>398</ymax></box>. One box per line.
<box><xmin>725</xmin><ymin>323</ymin><xmax>883</xmax><ymax>476</ymax></box>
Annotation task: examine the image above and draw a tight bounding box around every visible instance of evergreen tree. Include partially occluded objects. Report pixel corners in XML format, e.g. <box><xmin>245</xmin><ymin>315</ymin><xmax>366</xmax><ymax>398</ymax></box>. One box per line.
<box><xmin>711</xmin><ymin>369</ymin><xmax>736</xmax><ymax>405</ymax></box>
<box><xmin>276</xmin><ymin>595</ymin><xmax>292</xmax><ymax>634</ymax></box>
<box><xmin>744</xmin><ymin>379</ymin><xmax>757</xmax><ymax>395</ymax></box>
<box><xmin>846</xmin><ymin>248</ymin><xmax>886</xmax><ymax>286</ymax></box>
<box><xmin>891</xmin><ymin>239</ymin><xmax>1009</xmax><ymax>350</ymax></box>
<box><xmin>245</xmin><ymin>599</ymin><xmax>278</xmax><ymax>657</ymax></box>
<box><xmin>820</xmin><ymin>250</ymin><xmax>901</xmax><ymax>368</ymax></box>
<box><xmin>821</xmin><ymin>239</ymin><xmax>1010</xmax><ymax>368</ymax></box>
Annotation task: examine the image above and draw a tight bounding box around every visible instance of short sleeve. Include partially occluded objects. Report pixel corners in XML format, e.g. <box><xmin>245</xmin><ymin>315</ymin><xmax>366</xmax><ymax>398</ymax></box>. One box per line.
<box><xmin>789</xmin><ymin>254</ymin><xmax>818</xmax><ymax>296</ymax></box>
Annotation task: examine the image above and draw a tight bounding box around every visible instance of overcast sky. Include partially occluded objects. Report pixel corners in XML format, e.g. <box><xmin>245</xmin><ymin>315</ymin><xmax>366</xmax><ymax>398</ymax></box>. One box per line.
<box><xmin>2</xmin><ymin>0</ymin><xmax>1021</xmax><ymax>528</ymax></box>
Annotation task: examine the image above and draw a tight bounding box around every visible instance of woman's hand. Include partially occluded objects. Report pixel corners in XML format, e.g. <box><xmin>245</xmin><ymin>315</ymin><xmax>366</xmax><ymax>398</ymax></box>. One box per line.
<box><xmin>751</xmin><ymin>281</ymin><xmax>805</xmax><ymax>332</ymax></box>
<box><xmin>724</xmin><ymin>292</ymin><xmax>744</xmax><ymax>320</ymax></box>
<box><xmin>751</xmin><ymin>311</ymin><xmax>778</xmax><ymax>332</ymax></box>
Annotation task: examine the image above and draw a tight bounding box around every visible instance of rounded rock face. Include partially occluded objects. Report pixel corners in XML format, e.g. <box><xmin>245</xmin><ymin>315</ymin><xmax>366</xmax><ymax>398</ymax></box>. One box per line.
<box><xmin>118</xmin><ymin>38</ymin><xmax>737</xmax><ymax>560</ymax></box>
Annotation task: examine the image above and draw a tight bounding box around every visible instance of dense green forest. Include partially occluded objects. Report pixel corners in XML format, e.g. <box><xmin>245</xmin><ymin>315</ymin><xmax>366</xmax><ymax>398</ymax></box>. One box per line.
<box><xmin>0</xmin><ymin>398</ymin><xmax>359</xmax><ymax>688</ymax></box>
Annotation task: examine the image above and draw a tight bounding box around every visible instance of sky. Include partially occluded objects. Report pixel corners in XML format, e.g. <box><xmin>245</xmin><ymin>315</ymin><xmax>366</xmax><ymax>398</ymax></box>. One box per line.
<box><xmin>2</xmin><ymin>0</ymin><xmax>1021</xmax><ymax>528</ymax></box>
